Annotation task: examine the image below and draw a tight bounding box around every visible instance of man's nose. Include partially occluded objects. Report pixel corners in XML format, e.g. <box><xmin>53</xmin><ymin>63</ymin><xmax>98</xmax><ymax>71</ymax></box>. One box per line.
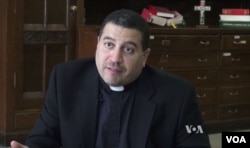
<box><xmin>111</xmin><ymin>49</ymin><xmax>123</xmax><ymax>63</ymax></box>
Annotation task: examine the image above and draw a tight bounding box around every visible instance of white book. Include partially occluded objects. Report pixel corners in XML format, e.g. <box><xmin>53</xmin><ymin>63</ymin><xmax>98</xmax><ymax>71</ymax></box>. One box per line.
<box><xmin>150</xmin><ymin>15</ymin><xmax>167</xmax><ymax>26</ymax></box>
<box><xmin>219</xmin><ymin>14</ymin><xmax>250</xmax><ymax>22</ymax></box>
<box><xmin>157</xmin><ymin>11</ymin><xmax>175</xmax><ymax>18</ymax></box>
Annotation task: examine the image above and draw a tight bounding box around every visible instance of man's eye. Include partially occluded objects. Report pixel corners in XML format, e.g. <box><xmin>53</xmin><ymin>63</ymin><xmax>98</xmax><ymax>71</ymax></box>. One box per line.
<box><xmin>104</xmin><ymin>42</ymin><xmax>114</xmax><ymax>49</ymax></box>
<box><xmin>123</xmin><ymin>47</ymin><xmax>134</xmax><ymax>54</ymax></box>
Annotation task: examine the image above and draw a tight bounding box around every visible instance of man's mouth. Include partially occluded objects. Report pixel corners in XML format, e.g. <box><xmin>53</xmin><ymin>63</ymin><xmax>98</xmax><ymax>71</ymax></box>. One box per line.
<box><xmin>106</xmin><ymin>66</ymin><xmax>122</xmax><ymax>73</ymax></box>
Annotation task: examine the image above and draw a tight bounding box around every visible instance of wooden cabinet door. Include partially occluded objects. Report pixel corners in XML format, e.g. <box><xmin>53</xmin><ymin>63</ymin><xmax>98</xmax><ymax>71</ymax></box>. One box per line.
<box><xmin>17</xmin><ymin>0</ymin><xmax>78</xmax><ymax>110</ymax></box>
<box><xmin>1</xmin><ymin>0</ymin><xmax>79</xmax><ymax>144</ymax></box>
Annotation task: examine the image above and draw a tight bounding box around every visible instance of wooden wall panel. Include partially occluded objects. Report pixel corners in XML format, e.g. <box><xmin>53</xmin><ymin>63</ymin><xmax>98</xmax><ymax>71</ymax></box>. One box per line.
<box><xmin>23</xmin><ymin>45</ymin><xmax>44</xmax><ymax>94</ymax></box>
<box><xmin>0</xmin><ymin>0</ymin><xmax>8</xmax><ymax>133</ymax></box>
<box><xmin>14</xmin><ymin>111</ymin><xmax>41</xmax><ymax>130</ymax></box>
<box><xmin>47</xmin><ymin>0</ymin><xmax>67</xmax><ymax>24</ymax></box>
<box><xmin>24</xmin><ymin>0</ymin><xmax>44</xmax><ymax>23</ymax></box>
<box><xmin>77</xmin><ymin>26</ymin><xmax>97</xmax><ymax>58</ymax></box>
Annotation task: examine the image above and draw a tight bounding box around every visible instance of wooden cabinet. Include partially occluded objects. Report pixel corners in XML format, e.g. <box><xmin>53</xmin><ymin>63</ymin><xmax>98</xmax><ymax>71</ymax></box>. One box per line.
<box><xmin>218</xmin><ymin>35</ymin><xmax>250</xmax><ymax>122</ymax></box>
<box><xmin>77</xmin><ymin>27</ymin><xmax>250</xmax><ymax>132</ymax></box>
<box><xmin>147</xmin><ymin>29</ymin><xmax>220</xmax><ymax>124</ymax></box>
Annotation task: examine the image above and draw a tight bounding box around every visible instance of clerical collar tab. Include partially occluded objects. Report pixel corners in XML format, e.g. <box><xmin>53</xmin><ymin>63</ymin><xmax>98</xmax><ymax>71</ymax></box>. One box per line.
<box><xmin>109</xmin><ymin>85</ymin><xmax>124</xmax><ymax>91</ymax></box>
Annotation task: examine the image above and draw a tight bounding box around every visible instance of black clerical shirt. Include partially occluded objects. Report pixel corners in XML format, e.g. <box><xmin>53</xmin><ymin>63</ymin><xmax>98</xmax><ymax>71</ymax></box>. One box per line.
<box><xmin>95</xmin><ymin>78</ymin><xmax>136</xmax><ymax>148</ymax></box>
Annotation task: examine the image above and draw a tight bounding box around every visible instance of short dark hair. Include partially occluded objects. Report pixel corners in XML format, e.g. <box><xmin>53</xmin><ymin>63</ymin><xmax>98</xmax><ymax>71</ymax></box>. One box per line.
<box><xmin>99</xmin><ymin>9</ymin><xmax>150</xmax><ymax>51</ymax></box>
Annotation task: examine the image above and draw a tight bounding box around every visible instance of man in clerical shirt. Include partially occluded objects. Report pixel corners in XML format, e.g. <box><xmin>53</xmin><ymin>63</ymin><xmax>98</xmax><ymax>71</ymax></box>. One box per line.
<box><xmin>11</xmin><ymin>9</ymin><xmax>211</xmax><ymax>148</ymax></box>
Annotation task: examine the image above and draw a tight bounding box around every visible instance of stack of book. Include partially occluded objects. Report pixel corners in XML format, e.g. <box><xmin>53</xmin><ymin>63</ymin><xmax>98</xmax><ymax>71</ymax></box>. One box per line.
<box><xmin>140</xmin><ymin>5</ymin><xmax>183</xmax><ymax>27</ymax></box>
<box><xmin>219</xmin><ymin>8</ymin><xmax>250</xmax><ymax>28</ymax></box>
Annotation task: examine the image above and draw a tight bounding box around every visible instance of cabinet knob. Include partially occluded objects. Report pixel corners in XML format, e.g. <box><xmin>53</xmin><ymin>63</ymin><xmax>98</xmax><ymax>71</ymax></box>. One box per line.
<box><xmin>199</xmin><ymin>41</ymin><xmax>210</xmax><ymax>45</ymax></box>
<box><xmin>70</xmin><ymin>5</ymin><xmax>78</xmax><ymax>12</ymax></box>
<box><xmin>229</xmin><ymin>74</ymin><xmax>239</xmax><ymax>79</ymax></box>
<box><xmin>228</xmin><ymin>108</ymin><xmax>238</xmax><ymax>114</ymax></box>
<box><xmin>233</xmin><ymin>40</ymin><xmax>247</xmax><ymax>45</ymax></box>
<box><xmin>197</xmin><ymin>58</ymin><xmax>208</xmax><ymax>62</ymax></box>
<box><xmin>161</xmin><ymin>40</ymin><xmax>170</xmax><ymax>46</ymax></box>
<box><xmin>229</xmin><ymin>92</ymin><xmax>239</xmax><ymax>96</ymax></box>
<box><xmin>197</xmin><ymin>76</ymin><xmax>207</xmax><ymax>80</ymax></box>
<box><xmin>197</xmin><ymin>94</ymin><xmax>207</xmax><ymax>98</ymax></box>
<box><xmin>231</xmin><ymin>57</ymin><xmax>240</xmax><ymax>62</ymax></box>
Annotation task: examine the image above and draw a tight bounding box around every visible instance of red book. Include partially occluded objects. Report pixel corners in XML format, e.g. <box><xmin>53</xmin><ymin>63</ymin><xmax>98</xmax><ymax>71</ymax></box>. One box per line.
<box><xmin>147</xmin><ymin>5</ymin><xmax>175</xmax><ymax>18</ymax></box>
<box><xmin>140</xmin><ymin>8</ymin><xmax>167</xmax><ymax>26</ymax></box>
<box><xmin>141</xmin><ymin>8</ymin><xmax>152</xmax><ymax>22</ymax></box>
<box><xmin>222</xmin><ymin>8</ymin><xmax>250</xmax><ymax>15</ymax></box>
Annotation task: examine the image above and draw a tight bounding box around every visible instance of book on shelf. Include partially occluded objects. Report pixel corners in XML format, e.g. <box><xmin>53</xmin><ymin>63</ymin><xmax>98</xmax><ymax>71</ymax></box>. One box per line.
<box><xmin>147</xmin><ymin>5</ymin><xmax>175</xmax><ymax>18</ymax></box>
<box><xmin>219</xmin><ymin>14</ymin><xmax>250</xmax><ymax>22</ymax></box>
<box><xmin>222</xmin><ymin>8</ymin><xmax>250</xmax><ymax>15</ymax></box>
<box><xmin>151</xmin><ymin>15</ymin><xmax>168</xmax><ymax>26</ymax></box>
<box><xmin>140</xmin><ymin>7</ymin><xmax>183</xmax><ymax>27</ymax></box>
<box><xmin>141</xmin><ymin>8</ymin><xmax>167</xmax><ymax>26</ymax></box>
<box><xmin>141</xmin><ymin>8</ymin><xmax>152</xmax><ymax>22</ymax></box>
<box><xmin>219</xmin><ymin>21</ymin><xmax>250</xmax><ymax>28</ymax></box>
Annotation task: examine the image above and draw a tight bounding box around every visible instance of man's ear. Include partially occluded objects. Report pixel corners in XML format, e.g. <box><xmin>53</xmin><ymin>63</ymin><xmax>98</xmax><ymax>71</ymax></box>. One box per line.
<box><xmin>143</xmin><ymin>48</ymin><xmax>151</xmax><ymax>67</ymax></box>
<box><xmin>144</xmin><ymin>48</ymin><xmax>151</xmax><ymax>55</ymax></box>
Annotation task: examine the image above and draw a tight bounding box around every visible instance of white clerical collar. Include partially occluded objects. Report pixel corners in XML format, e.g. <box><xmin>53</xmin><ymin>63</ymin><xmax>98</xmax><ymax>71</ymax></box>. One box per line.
<box><xmin>109</xmin><ymin>85</ymin><xmax>124</xmax><ymax>91</ymax></box>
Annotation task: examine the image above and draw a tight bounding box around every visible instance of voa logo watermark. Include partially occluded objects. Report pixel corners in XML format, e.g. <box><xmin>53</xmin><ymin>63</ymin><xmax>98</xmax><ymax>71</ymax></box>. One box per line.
<box><xmin>226</xmin><ymin>136</ymin><xmax>246</xmax><ymax>144</ymax></box>
<box><xmin>222</xmin><ymin>132</ymin><xmax>250</xmax><ymax>147</ymax></box>
<box><xmin>185</xmin><ymin>125</ymin><xmax>204</xmax><ymax>134</ymax></box>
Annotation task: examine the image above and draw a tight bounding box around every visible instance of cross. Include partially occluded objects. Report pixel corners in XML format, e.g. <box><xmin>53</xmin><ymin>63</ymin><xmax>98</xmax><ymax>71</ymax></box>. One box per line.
<box><xmin>194</xmin><ymin>0</ymin><xmax>211</xmax><ymax>25</ymax></box>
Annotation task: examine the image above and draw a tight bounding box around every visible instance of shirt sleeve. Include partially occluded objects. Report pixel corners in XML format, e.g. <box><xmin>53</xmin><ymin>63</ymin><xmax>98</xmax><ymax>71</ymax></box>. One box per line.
<box><xmin>175</xmin><ymin>85</ymin><xmax>211</xmax><ymax>148</ymax></box>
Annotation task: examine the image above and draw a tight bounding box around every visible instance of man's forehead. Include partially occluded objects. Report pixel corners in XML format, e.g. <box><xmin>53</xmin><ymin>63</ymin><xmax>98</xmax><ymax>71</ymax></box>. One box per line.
<box><xmin>101</xmin><ymin>23</ymin><xmax>142</xmax><ymax>41</ymax></box>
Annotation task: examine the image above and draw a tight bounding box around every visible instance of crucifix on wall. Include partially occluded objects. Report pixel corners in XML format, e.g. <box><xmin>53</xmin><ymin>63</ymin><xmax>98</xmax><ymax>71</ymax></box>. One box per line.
<box><xmin>194</xmin><ymin>0</ymin><xmax>211</xmax><ymax>27</ymax></box>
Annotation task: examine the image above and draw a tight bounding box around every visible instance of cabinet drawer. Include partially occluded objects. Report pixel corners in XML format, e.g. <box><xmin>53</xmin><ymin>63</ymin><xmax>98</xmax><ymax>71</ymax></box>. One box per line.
<box><xmin>220</xmin><ymin>52</ymin><xmax>250</xmax><ymax>67</ymax></box>
<box><xmin>219</xmin><ymin>104</ymin><xmax>250</xmax><ymax>119</ymax></box>
<box><xmin>219</xmin><ymin>86</ymin><xmax>250</xmax><ymax>104</ymax></box>
<box><xmin>220</xmin><ymin>69</ymin><xmax>250</xmax><ymax>84</ymax></box>
<box><xmin>149</xmin><ymin>35</ymin><xmax>220</xmax><ymax>51</ymax></box>
<box><xmin>148</xmin><ymin>52</ymin><xmax>218</xmax><ymax>68</ymax></box>
<box><xmin>222</xmin><ymin>35</ymin><xmax>250</xmax><ymax>50</ymax></box>
<box><xmin>196</xmin><ymin>88</ymin><xmax>217</xmax><ymax>105</ymax></box>
<box><xmin>170</xmin><ymin>70</ymin><xmax>217</xmax><ymax>86</ymax></box>
<box><xmin>200</xmin><ymin>106</ymin><xmax>217</xmax><ymax>121</ymax></box>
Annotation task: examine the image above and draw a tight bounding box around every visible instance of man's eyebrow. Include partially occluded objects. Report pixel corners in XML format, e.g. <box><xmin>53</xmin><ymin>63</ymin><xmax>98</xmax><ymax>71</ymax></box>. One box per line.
<box><xmin>102</xmin><ymin>36</ymin><xmax>115</xmax><ymax>41</ymax></box>
<box><xmin>102</xmin><ymin>36</ymin><xmax>138</xmax><ymax>48</ymax></box>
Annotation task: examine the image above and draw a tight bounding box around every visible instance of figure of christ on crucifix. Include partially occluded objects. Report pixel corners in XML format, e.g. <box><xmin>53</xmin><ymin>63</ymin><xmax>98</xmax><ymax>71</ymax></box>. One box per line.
<box><xmin>194</xmin><ymin>0</ymin><xmax>211</xmax><ymax>27</ymax></box>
